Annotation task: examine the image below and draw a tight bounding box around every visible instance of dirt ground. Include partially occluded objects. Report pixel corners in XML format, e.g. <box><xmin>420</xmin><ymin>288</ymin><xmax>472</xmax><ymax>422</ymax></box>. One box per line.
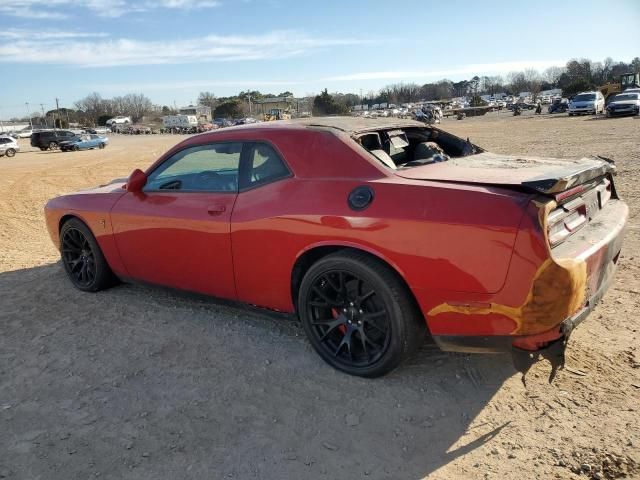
<box><xmin>1</xmin><ymin>111</ymin><xmax>639</xmax><ymax>480</ymax></box>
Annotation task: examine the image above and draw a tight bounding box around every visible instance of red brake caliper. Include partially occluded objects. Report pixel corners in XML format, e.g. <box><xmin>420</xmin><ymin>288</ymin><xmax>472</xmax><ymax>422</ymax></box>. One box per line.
<box><xmin>332</xmin><ymin>308</ymin><xmax>347</xmax><ymax>335</ymax></box>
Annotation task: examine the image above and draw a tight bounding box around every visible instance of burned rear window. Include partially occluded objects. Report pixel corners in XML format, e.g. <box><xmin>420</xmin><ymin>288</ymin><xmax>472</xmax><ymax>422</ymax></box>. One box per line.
<box><xmin>355</xmin><ymin>127</ymin><xmax>479</xmax><ymax>170</ymax></box>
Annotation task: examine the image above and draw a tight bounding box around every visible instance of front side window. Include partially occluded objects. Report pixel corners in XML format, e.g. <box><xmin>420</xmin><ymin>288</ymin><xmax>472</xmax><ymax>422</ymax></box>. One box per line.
<box><xmin>243</xmin><ymin>143</ymin><xmax>290</xmax><ymax>189</ymax></box>
<box><xmin>145</xmin><ymin>142</ymin><xmax>242</xmax><ymax>192</ymax></box>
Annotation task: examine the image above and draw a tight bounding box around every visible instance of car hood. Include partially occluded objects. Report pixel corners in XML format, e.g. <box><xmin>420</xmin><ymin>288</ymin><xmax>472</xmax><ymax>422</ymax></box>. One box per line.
<box><xmin>394</xmin><ymin>152</ymin><xmax>615</xmax><ymax>194</ymax></box>
<box><xmin>76</xmin><ymin>178</ymin><xmax>127</xmax><ymax>194</ymax></box>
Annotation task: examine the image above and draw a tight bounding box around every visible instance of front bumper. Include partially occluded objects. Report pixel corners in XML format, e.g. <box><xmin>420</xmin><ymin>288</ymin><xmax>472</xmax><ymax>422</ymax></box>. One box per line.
<box><xmin>569</xmin><ymin>108</ymin><xmax>596</xmax><ymax>115</ymax></box>
<box><xmin>607</xmin><ymin>107</ymin><xmax>639</xmax><ymax>116</ymax></box>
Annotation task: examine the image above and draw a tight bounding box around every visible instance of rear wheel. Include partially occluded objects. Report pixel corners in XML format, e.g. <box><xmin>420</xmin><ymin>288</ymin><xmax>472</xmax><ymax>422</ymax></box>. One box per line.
<box><xmin>98</xmin><ymin>142</ymin><xmax>105</xmax><ymax>149</ymax></box>
<box><xmin>73</xmin><ymin>145</ymin><xmax>79</xmax><ymax>151</ymax></box>
<box><xmin>298</xmin><ymin>251</ymin><xmax>425</xmax><ymax>377</ymax></box>
<box><xmin>60</xmin><ymin>219</ymin><xmax>117</xmax><ymax>292</ymax></box>
<box><xmin>5</xmin><ymin>148</ymin><xmax>16</xmax><ymax>157</ymax></box>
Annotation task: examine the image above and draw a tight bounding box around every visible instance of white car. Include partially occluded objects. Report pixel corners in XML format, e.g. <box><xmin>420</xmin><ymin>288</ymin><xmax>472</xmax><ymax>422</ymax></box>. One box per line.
<box><xmin>106</xmin><ymin>116</ymin><xmax>132</xmax><ymax>126</ymax></box>
<box><xmin>568</xmin><ymin>91</ymin><xmax>605</xmax><ymax>115</ymax></box>
<box><xmin>0</xmin><ymin>136</ymin><xmax>19</xmax><ymax>157</ymax></box>
<box><xmin>15</xmin><ymin>128</ymin><xmax>35</xmax><ymax>138</ymax></box>
<box><xmin>605</xmin><ymin>92</ymin><xmax>640</xmax><ymax>117</ymax></box>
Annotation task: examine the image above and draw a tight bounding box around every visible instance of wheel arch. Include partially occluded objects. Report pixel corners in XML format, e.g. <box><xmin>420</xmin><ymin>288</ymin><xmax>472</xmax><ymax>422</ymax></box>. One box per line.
<box><xmin>59</xmin><ymin>213</ymin><xmax>91</xmax><ymax>234</ymax></box>
<box><xmin>290</xmin><ymin>243</ymin><xmax>424</xmax><ymax>324</ymax></box>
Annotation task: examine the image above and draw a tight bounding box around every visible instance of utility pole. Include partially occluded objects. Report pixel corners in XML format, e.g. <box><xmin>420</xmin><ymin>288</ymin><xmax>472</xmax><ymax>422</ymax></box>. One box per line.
<box><xmin>40</xmin><ymin>103</ymin><xmax>47</xmax><ymax>128</ymax></box>
<box><xmin>25</xmin><ymin>102</ymin><xmax>34</xmax><ymax>130</ymax></box>
<box><xmin>55</xmin><ymin>98</ymin><xmax>60</xmax><ymax>129</ymax></box>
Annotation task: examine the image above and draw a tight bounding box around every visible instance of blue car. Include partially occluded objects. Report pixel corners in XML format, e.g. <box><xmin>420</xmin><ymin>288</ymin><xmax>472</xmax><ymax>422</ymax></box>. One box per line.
<box><xmin>59</xmin><ymin>134</ymin><xmax>109</xmax><ymax>152</ymax></box>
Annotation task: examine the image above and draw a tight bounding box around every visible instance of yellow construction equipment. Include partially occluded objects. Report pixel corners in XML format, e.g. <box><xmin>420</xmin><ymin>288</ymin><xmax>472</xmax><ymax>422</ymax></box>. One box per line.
<box><xmin>599</xmin><ymin>72</ymin><xmax>640</xmax><ymax>102</ymax></box>
<box><xmin>263</xmin><ymin>108</ymin><xmax>291</xmax><ymax>121</ymax></box>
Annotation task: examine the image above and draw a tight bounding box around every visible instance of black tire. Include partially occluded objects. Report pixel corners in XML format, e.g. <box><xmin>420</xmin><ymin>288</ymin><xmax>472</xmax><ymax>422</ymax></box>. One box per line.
<box><xmin>48</xmin><ymin>141</ymin><xmax>58</xmax><ymax>150</ymax></box>
<box><xmin>298</xmin><ymin>250</ymin><xmax>425</xmax><ymax>377</ymax></box>
<box><xmin>40</xmin><ymin>147</ymin><xmax>47</xmax><ymax>151</ymax></box>
<box><xmin>5</xmin><ymin>148</ymin><xmax>16</xmax><ymax>157</ymax></box>
<box><xmin>98</xmin><ymin>142</ymin><xmax>105</xmax><ymax>149</ymax></box>
<box><xmin>59</xmin><ymin>218</ymin><xmax>117</xmax><ymax>292</ymax></box>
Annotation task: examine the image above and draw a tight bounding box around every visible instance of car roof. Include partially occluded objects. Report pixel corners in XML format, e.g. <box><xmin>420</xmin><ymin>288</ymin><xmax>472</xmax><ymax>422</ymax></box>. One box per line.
<box><xmin>207</xmin><ymin>117</ymin><xmax>425</xmax><ymax>136</ymax></box>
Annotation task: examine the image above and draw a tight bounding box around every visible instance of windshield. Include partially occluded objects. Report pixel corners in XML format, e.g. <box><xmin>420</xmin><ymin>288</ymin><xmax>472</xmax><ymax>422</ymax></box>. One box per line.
<box><xmin>572</xmin><ymin>93</ymin><xmax>596</xmax><ymax>102</ymax></box>
<box><xmin>613</xmin><ymin>93</ymin><xmax>639</xmax><ymax>101</ymax></box>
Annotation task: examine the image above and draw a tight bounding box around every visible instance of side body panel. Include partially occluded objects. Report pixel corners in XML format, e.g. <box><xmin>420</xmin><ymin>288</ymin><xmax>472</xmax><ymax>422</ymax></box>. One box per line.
<box><xmin>229</xmin><ymin>129</ymin><xmax>530</xmax><ymax>322</ymax></box>
<box><xmin>109</xmin><ymin>191</ymin><xmax>238</xmax><ymax>299</ymax></box>
<box><xmin>44</xmin><ymin>183</ymin><xmax>128</xmax><ymax>277</ymax></box>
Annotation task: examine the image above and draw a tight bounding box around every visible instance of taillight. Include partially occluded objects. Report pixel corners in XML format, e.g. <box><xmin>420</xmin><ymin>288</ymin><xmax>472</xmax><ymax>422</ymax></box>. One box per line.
<box><xmin>547</xmin><ymin>197</ymin><xmax>588</xmax><ymax>246</ymax></box>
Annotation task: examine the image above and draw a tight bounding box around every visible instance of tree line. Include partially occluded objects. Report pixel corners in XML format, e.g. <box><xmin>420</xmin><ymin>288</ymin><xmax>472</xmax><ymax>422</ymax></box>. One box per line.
<box><xmin>11</xmin><ymin>56</ymin><xmax>639</xmax><ymax>125</ymax></box>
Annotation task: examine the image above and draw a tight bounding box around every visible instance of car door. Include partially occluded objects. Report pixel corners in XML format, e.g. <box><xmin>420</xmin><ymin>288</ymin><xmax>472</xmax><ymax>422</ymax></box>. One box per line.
<box><xmin>111</xmin><ymin>141</ymin><xmax>243</xmax><ymax>299</ymax></box>
<box><xmin>231</xmin><ymin>142</ymin><xmax>294</xmax><ymax>310</ymax></box>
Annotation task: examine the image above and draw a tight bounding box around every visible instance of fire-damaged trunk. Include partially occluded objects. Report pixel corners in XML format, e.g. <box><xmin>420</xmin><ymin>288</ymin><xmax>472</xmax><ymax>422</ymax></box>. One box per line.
<box><xmin>398</xmin><ymin>152</ymin><xmax>623</xmax><ymax>384</ymax></box>
<box><xmin>395</xmin><ymin>152</ymin><xmax>616</xmax><ymax>195</ymax></box>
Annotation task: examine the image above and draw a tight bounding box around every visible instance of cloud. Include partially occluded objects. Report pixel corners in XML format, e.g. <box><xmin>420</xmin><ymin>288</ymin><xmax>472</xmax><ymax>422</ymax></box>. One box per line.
<box><xmin>0</xmin><ymin>0</ymin><xmax>220</xmax><ymax>19</ymax></box>
<box><xmin>0</xmin><ymin>29</ymin><xmax>109</xmax><ymax>40</ymax></box>
<box><xmin>95</xmin><ymin>79</ymin><xmax>298</xmax><ymax>92</ymax></box>
<box><xmin>322</xmin><ymin>61</ymin><xmax>567</xmax><ymax>82</ymax></box>
<box><xmin>0</xmin><ymin>30</ymin><xmax>367</xmax><ymax>67</ymax></box>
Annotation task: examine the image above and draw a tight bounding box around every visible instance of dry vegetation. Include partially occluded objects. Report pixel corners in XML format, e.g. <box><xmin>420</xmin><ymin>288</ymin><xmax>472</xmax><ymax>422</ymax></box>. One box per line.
<box><xmin>0</xmin><ymin>111</ymin><xmax>639</xmax><ymax>480</ymax></box>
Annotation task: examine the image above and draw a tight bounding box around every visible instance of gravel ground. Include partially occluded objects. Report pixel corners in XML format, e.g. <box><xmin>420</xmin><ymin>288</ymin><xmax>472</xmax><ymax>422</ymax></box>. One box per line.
<box><xmin>0</xmin><ymin>111</ymin><xmax>639</xmax><ymax>480</ymax></box>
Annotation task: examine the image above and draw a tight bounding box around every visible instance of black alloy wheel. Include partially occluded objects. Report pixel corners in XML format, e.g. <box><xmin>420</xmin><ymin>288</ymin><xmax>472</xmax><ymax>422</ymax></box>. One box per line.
<box><xmin>299</xmin><ymin>251</ymin><xmax>425</xmax><ymax>377</ymax></box>
<box><xmin>60</xmin><ymin>219</ymin><xmax>117</xmax><ymax>292</ymax></box>
<box><xmin>307</xmin><ymin>270</ymin><xmax>391</xmax><ymax>367</ymax></box>
<box><xmin>49</xmin><ymin>141</ymin><xmax>58</xmax><ymax>150</ymax></box>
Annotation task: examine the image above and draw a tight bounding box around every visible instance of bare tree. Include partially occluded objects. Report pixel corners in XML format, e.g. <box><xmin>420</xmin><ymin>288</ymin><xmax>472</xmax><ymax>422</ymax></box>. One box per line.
<box><xmin>524</xmin><ymin>69</ymin><xmax>542</xmax><ymax>98</ymax></box>
<box><xmin>197</xmin><ymin>91</ymin><xmax>216</xmax><ymax>110</ymax></box>
<box><xmin>543</xmin><ymin>66</ymin><xmax>565</xmax><ymax>86</ymax></box>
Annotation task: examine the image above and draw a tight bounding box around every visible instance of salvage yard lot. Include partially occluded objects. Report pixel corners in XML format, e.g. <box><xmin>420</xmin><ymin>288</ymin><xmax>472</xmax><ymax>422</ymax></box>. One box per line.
<box><xmin>1</xmin><ymin>113</ymin><xmax>639</xmax><ymax>479</ymax></box>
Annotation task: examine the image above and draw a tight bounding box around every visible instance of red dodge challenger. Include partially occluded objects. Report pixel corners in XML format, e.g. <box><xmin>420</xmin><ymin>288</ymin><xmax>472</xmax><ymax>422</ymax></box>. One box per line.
<box><xmin>45</xmin><ymin>118</ymin><xmax>628</xmax><ymax>378</ymax></box>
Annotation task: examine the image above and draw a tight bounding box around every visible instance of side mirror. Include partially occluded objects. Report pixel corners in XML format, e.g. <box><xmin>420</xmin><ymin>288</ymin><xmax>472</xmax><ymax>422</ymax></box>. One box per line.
<box><xmin>126</xmin><ymin>168</ymin><xmax>147</xmax><ymax>192</ymax></box>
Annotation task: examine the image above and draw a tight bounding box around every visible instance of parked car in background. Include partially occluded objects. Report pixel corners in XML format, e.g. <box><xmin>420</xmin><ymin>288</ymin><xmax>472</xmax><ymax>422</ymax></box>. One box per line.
<box><xmin>0</xmin><ymin>136</ymin><xmax>19</xmax><ymax>157</ymax></box>
<box><xmin>106</xmin><ymin>116</ymin><xmax>131</xmax><ymax>127</ymax></box>
<box><xmin>31</xmin><ymin>130</ymin><xmax>77</xmax><ymax>150</ymax></box>
<box><xmin>86</xmin><ymin>126</ymin><xmax>110</xmax><ymax>134</ymax></box>
<box><xmin>234</xmin><ymin>117</ymin><xmax>259</xmax><ymax>125</ymax></box>
<box><xmin>214</xmin><ymin>118</ymin><xmax>233</xmax><ymax>128</ymax></box>
<box><xmin>548</xmin><ymin>98</ymin><xmax>569</xmax><ymax>114</ymax></box>
<box><xmin>44</xmin><ymin>117</ymin><xmax>627</xmax><ymax>379</ymax></box>
<box><xmin>15</xmin><ymin>128</ymin><xmax>35</xmax><ymax>138</ymax></box>
<box><xmin>605</xmin><ymin>92</ymin><xmax>640</xmax><ymax>117</ymax></box>
<box><xmin>59</xmin><ymin>134</ymin><xmax>109</xmax><ymax>151</ymax></box>
<box><xmin>568</xmin><ymin>91</ymin><xmax>605</xmax><ymax>115</ymax></box>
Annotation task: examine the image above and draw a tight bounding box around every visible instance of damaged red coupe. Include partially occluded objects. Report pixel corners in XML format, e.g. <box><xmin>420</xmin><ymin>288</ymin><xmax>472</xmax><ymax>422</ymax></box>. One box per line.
<box><xmin>45</xmin><ymin>118</ymin><xmax>628</xmax><ymax>378</ymax></box>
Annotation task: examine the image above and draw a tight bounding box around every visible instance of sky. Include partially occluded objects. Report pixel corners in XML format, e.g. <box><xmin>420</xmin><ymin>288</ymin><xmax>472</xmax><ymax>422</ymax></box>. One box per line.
<box><xmin>0</xmin><ymin>0</ymin><xmax>639</xmax><ymax>118</ymax></box>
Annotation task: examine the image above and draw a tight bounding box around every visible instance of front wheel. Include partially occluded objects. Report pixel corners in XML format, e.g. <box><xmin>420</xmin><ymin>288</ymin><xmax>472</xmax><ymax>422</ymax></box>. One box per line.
<box><xmin>48</xmin><ymin>141</ymin><xmax>58</xmax><ymax>150</ymax></box>
<box><xmin>60</xmin><ymin>219</ymin><xmax>117</xmax><ymax>292</ymax></box>
<box><xmin>4</xmin><ymin>148</ymin><xmax>16</xmax><ymax>157</ymax></box>
<box><xmin>298</xmin><ymin>251</ymin><xmax>425</xmax><ymax>377</ymax></box>
<box><xmin>98</xmin><ymin>142</ymin><xmax>105</xmax><ymax>149</ymax></box>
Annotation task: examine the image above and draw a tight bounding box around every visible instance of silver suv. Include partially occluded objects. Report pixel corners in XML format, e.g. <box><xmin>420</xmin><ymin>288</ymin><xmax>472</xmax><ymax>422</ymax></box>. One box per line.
<box><xmin>0</xmin><ymin>136</ymin><xmax>19</xmax><ymax>157</ymax></box>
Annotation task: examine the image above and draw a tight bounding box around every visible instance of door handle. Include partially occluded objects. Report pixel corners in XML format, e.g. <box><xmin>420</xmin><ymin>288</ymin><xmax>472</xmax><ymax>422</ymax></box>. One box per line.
<box><xmin>207</xmin><ymin>204</ymin><xmax>226</xmax><ymax>215</ymax></box>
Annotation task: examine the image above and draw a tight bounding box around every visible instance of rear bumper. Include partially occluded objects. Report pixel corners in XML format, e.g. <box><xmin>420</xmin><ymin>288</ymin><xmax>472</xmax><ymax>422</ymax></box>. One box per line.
<box><xmin>433</xmin><ymin>199</ymin><xmax>628</xmax><ymax>353</ymax></box>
